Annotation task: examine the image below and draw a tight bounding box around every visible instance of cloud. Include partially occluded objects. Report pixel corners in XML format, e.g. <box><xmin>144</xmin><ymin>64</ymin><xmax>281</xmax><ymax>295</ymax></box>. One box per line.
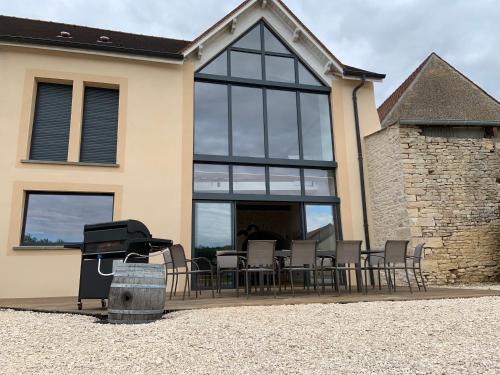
<box><xmin>1</xmin><ymin>0</ymin><xmax>498</xmax><ymax>104</ymax></box>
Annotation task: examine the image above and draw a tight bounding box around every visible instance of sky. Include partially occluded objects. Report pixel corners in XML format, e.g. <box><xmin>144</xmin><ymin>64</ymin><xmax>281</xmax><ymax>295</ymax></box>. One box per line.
<box><xmin>1</xmin><ymin>0</ymin><xmax>499</xmax><ymax>105</ymax></box>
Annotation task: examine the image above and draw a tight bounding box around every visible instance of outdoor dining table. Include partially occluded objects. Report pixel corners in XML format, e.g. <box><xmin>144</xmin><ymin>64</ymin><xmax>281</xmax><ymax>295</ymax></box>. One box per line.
<box><xmin>216</xmin><ymin>249</ymin><xmax>384</xmax><ymax>293</ymax></box>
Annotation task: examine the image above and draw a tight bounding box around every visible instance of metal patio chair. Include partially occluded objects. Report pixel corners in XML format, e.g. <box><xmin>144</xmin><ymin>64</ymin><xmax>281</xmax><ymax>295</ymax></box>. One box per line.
<box><xmin>281</xmin><ymin>240</ymin><xmax>320</xmax><ymax>296</ymax></box>
<box><xmin>244</xmin><ymin>240</ymin><xmax>277</xmax><ymax>298</ymax></box>
<box><xmin>407</xmin><ymin>243</ymin><xmax>427</xmax><ymax>291</ymax></box>
<box><xmin>168</xmin><ymin>244</ymin><xmax>215</xmax><ymax>300</ymax></box>
<box><xmin>216</xmin><ymin>251</ymin><xmax>244</xmax><ymax>296</ymax></box>
<box><xmin>323</xmin><ymin>240</ymin><xmax>362</xmax><ymax>294</ymax></box>
<box><xmin>363</xmin><ymin>250</ymin><xmax>385</xmax><ymax>292</ymax></box>
<box><xmin>383</xmin><ymin>240</ymin><xmax>412</xmax><ymax>293</ymax></box>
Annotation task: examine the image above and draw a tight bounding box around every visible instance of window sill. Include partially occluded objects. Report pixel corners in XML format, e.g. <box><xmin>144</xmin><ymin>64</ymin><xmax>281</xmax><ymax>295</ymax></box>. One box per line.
<box><xmin>21</xmin><ymin>160</ymin><xmax>119</xmax><ymax>168</ymax></box>
<box><xmin>13</xmin><ymin>246</ymin><xmax>78</xmax><ymax>251</ymax></box>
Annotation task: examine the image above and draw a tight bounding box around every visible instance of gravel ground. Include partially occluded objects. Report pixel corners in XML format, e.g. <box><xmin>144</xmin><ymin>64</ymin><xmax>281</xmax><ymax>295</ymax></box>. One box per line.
<box><xmin>1</xmin><ymin>297</ymin><xmax>499</xmax><ymax>374</ymax></box>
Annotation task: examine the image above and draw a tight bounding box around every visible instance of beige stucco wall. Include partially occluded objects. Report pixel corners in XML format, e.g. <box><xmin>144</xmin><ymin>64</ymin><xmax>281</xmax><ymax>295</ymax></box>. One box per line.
<box><xmin>0</xmin><ymin>43</ymin><xmax>382</xmax><ymax>298</ymax></box>
<box><xmin>0</xmin><ymin>45</ymin><xmax>194</xmax><ymax>298</ymax></box>
<box><xmin>332</xmin><ymin>79</ymin><xmax>383</xmax><ymax>248</ymax></box>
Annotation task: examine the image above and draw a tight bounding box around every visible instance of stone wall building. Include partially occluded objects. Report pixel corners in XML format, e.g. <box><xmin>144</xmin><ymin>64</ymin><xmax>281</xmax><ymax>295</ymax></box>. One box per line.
<box><xmin>365</xmin><ymin>53</ymin><xmax>500</xmax><ymax>284</ymax></box>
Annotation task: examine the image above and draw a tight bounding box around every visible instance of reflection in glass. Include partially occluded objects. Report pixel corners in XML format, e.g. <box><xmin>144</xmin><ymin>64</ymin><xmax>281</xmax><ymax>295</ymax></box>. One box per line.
<box><xmin>199</xmin><ymin>52</ymin><xmax>227</xmax><ymax>76</ymax></box>
<box><xmin>265</xmin><ymin>56</ymin><xmax>295</xmax><ymax>83</ymax></box>
<box><xmin>194</xmin><ymin>202</ymin><xmax>233</xmax><ymax>261</ymax></box>
<box><xmin>233</xmin><ymin>166</ymin><xmax>266</xmax><ymax>194</ymax></box>
<box><xmin>194</xmin><ymin>82</ymin><xmax>228</xmax><ymax>155</ymax></box>
<box><xmin>233</xmin><ymin>25</ymin><xmax>261</xmax><ymax>50</ymax></box>
<box><xmin>231</xmin><ymin>86</ymin><xmax>265</xmax><ymax>157</ymax></box>
<box><xmin>22</xmin><ymin>193</ymin><xmax>113</xmax><ymax>245</ymax></box>
<box><xmin>304</xmin><ymin>169</ymin><xmax>335</xmax><ymax>196</ymax></box>
<box><xmin>300</xmin><ymin>93</ymin><xmax>333</xmax><ymax>161</ymax></box>
<box><xmin>298</xmin><ymin>62</ymin><xmax>322</xmax><ymax>86</ymax></box>
<box><xmin>193</xmin><ymin>164</ymin><xmax>229</xmax><ymax>193</ymax></box>
<box><xmin>305</xmin><ymin>204</ymin><xmax>336</xmax><ymax>250</ymax></box>
<box><xmin>269</xmin><ymin>167</ymin><xmax>301</xmax><ymax>195</ymax></box>
<box><xmin>263</xmin><ymin>26</ymin><xmax>289</xmax><ymax>54</ymax></box>
<box><xmin>230</xmin><ymin>51</ymin><xmax>262</xmax><ymax>79</ymax></box>
<box><xmin>267</xmin><ymin>90</ymin><xmax>299</xmax><ymax>159</ymax></box>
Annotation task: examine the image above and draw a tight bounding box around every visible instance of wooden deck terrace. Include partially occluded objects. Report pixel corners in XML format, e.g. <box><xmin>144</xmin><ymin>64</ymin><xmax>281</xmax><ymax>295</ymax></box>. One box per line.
<box><xmin>1</xmin><ymin>287</ymin><xmax>498</xmax><ymax>318</ymax></box>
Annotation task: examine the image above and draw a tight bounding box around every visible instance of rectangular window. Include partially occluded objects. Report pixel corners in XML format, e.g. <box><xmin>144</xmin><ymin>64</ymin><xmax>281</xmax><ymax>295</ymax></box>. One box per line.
<box><xmin>29</xmin><ymin>82</ymin><xmax>73</xmax><ymax>161</ymax></box>
<box><xmin>80</xmin><ymin>87</ymin><xmax>119</xmax><ymax>164</ymax></box>
<box><xmin>266</xmin><ymin>90</ymin><xmax>299</xmax><ymax>159</ymax></box>
<box><xmin>305</xmin><ymin>204</ymin><xmax>336</xmax><ymax>250</ymax></box>
<box><xmin>300</xmin><ymin>93</ymin><xmax>333</xmax><ymax>161</ymax></box>
<box><xmin>233</xmin><ymin>165</ymin><xmax>266</xmax><ymax>194</ymax></box>
<box><xmin>269</xmin><ymin>167</ymin><xmax>301</xmax><ymax>195</ymax></box>
<box><xmin>194</xmin><ymin>201</ymin><xmax>233</xmax><ymax>263</ymax></box>
<box><xmin>231</xmin><ymin>86</ymin><xmax>265</xmax><ymax>157</ymax></box>
<box><xmin>304</xmin><ymin>169</ymin><xmax>336</xmax><ymax>196</ymax></box>
<box><xmin>193</xmin><ymin>163</ymin><xmax>230</xmax><ymax>193</ymax></box>
<box><xmin>230</xmin><ymin>51</ymin><xmax>262</xmax><ymax>80</ymax></box>
<box><xmin>194</xmin><ymin>82</ymin><xmax>229</xmax><ymax>156</ymax></box>
<box><xmin>21</xmin><ymin>193</ymin><xmax>113</xmax><ymax>246</ymax></box>
<box><xmin>265</xmin><ymin>56</ymin><xmax>295</xmax><ymax>83</ymax></box>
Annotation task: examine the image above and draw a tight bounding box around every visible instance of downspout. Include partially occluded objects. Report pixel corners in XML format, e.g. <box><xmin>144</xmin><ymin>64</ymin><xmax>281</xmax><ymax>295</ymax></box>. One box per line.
<box><xmin>352</xmin><ymin>74</ymin><xmax>371</xmax><ymax>250</ymax></box>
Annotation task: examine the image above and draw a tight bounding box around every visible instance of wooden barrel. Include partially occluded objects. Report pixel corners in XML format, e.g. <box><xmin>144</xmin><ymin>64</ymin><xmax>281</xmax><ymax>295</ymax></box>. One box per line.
<box><xmin>108</xmin><ymin>263</ymin><xmax>166</xmax><ymax>324</ymax></box>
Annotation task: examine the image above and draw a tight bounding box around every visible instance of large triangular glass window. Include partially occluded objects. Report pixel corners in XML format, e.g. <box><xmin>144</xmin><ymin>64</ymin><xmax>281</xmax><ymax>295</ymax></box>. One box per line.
<box><xmin>197</xmin><ymin>21</ymin><xmax>325</xmax><ymax>87</ymax></box>
<box><xmin>233</xmin><ymin>24</ymin><xmax>261</xmax><ymax>50</ymax></box>
<box><xmin>199</xmin><ymin>52</ymin><xmax>227</xmax><ymax>75</ymax></box>
<box><xmin>263</xmin><ymin>26</ymin><xmax>289</xmax><ymax>54</ymax></box>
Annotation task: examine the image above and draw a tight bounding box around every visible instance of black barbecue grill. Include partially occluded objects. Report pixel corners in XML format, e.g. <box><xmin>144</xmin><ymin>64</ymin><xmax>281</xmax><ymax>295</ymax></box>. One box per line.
<box><xmin>82</xmin><ymin>220</ymin><xmax>172</xmax><ymax>259</ymax></box>
<box><xmin>71</xmin><ymin>220</ymin><xmax>172</xmax><ymax>310</ymax></box>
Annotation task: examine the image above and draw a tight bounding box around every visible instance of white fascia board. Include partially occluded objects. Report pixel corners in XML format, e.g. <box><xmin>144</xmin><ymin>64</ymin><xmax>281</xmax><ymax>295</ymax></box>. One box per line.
<box><xmin>0</xmin><ymin>41</ymin><xmax>184</xmax><ymax>65</ymax></box>
<box><xmin>182</xmin><ymin>0</ymin><xmax>258</xmax><ymax>57</ymax></box>
<box><xmin>270</xmin><ymin>0</ymin><xmax>343</xmax><ymax>74</ymax></box>
<box><xmin>185</xmin><ymin>0</ymin><xmax>342</xmax><ymax>85</ymax></box>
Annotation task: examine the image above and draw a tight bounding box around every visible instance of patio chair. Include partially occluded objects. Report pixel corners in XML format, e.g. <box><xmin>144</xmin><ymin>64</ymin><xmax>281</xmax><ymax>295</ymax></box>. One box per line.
<box><xmin>363</xmin><ymin>254</ymin><xmax>383</xmax><ymax>292</ymax></box>
<box><xmin>281</xmin><ymin>240</ymin><xmax>320</xmax><ymax>296</ymax></box>
<box><xmin>168</xmin><ymin>244</ymin><xmax>215</xmax><ymax>300</ymax></box>
<box><xmin>216</xmin><ymin>251</ymin><xmax>244</xmax><ymax>297</ymax></box>
<box><xmin>244</xmin><ymin>240</ymin><xmax>277</xmax><ymax>298</ymax></box>
<box><xmin>323</xmin><ymin>240</ymin><xmax>362</xmax><ymax>294</ymax></box>
<box><xmin>383</xmin><ymin>240</ymin><xmax>412</xmax><ymax>293</ymax></box>
<box><xmin>163</xmin><ymin>247</ymin><xmax>175</xmax><ymax>296</ymax></box>
<box><xmin>407</xmin><ymin>243</ymin><xmax>427</xmax><ymax>291</ymax></box>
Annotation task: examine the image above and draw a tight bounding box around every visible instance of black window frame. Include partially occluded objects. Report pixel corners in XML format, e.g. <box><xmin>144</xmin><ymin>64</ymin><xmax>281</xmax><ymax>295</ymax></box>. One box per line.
<box><xmin>194</xmin><ymin>20</ymin><xmax>335</xmax><ymax>168</ymax></box>
<box><xmin>192</xmin><ymin>20</ymin><xmax>342</xmax><ymax>269</ymax></box>
<box><xmin>20</xmin><ymin>191</ymin><xmax>114</xmax><ymax>246</ymax></box>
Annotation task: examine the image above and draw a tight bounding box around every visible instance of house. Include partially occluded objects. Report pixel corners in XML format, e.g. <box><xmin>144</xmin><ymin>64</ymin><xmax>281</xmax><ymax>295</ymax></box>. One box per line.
<box><xmin>0</xmin><ymin>0</ymin><xmax>385</xmax><ymax>298</ymax></box>
<box><xmin>365</xmin><ymin>53</ymin><xmax>500</xmax><ymax>284</ymax></box>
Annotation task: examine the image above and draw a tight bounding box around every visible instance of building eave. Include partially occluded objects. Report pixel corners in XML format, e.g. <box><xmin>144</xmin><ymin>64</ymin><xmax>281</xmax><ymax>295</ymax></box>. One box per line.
<box><xmin>0</xmin><ymin>35</ymin><xmax>184</xmax><ymax>62</ymax></box>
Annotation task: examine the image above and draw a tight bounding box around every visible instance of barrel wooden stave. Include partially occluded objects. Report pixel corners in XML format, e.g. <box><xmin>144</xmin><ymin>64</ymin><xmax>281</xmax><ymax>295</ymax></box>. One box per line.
<box><xmin>108</xmin><ymin>263</ymin><xmax>166</xmax><ymax>324</ymax></box>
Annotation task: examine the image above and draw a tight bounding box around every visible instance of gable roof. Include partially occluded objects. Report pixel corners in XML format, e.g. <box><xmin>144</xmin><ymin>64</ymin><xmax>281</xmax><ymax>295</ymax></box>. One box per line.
<box><xmin>0</xmin><ymin>0</ymin><xmax>385</xmax><ymax>80</ymax></box>
<box><xmin>378</xmin><ymin>52</ymin><xmax>500</xmax><ymax>126</ymax></box>
<box><xmin>0</xmin><ymin>14</ymin><xmax>189</xmax><ymax>60</ymax></box>
<box><xmin>182</xmin><ymin>0</ymin><xmax>384</xmax><ymax>80</ymax></box>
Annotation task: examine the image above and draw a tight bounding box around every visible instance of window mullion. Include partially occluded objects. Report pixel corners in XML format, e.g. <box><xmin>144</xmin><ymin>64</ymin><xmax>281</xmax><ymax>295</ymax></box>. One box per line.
<box><xmin>260</xmin><ymin>22</ymin><xmax>266</xmax><ymax>81</ymax></box>
<box><xmin>265</xmin><ymin>165</ymin><xmax>270</xmax><ymax>195</ymax></box>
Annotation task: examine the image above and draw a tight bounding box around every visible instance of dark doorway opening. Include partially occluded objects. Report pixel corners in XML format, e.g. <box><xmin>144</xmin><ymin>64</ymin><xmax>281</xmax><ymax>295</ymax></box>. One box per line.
<box><xmin>236</xmin><ymin>202</ymin><xmax>302</xmax><ymax>251</ymax></box>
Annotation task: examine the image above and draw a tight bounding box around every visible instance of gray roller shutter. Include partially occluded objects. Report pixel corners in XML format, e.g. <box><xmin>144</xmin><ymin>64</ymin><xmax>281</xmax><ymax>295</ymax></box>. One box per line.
<box><xmin>80</xmin><ymin>87</ymin><xmax>119</xmax><ymax>164</ymax></box>
<box><xmin>29</xmin><ymin>83</ymin><xmax>72</xmax><ymax>161</ymax></box>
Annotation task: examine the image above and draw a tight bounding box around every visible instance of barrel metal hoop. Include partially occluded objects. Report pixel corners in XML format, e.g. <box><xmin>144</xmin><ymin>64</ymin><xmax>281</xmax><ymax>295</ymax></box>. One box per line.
<box><xmin>108</xmin><ymin>309</ymin><xmax>165</xmax><ymax>315</ymax></box>
<box><xmin>110</xmin><ymin>283</ymin><xmax>166</xmax><ymax>289</ymax></box>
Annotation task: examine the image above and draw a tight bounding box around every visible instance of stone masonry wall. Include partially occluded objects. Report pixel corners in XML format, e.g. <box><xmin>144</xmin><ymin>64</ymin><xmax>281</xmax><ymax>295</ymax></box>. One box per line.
<box><xmin>399</xmin><ymin>125</ymin><xmax>499</xmax><ymax>284</ymax></box>
<box><xmin>366</xmin><ymin>124</ymin><xmax>499</xmax><ymax>285</ymax></box>
<box><xmin>365</xmin><ymin>126</ymin><xmax>410</xmax><ymax>248</ymax></box>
